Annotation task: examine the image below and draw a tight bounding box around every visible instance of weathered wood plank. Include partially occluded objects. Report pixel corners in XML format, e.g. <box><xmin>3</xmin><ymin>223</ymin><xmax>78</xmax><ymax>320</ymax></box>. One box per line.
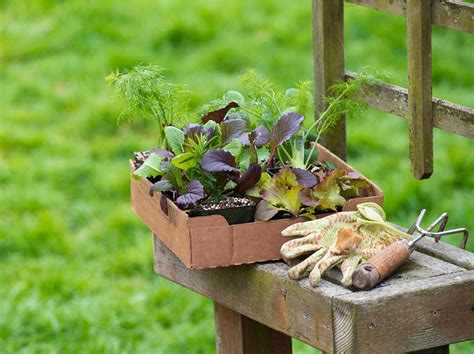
<box><xmin>346</xmin><ymin>0</ymin><xmax>474</xmax><ymax>34</ymax></box>
<box><xmin>323</xmin><ymin>249</ymin><xmax>464</xmax><ymax>289</ymax></box>
<box><xmin>333</xmin><ymin>271</ymin><xmax>474</xmax><ymax>353</ymax></box>
<box><xmin>153</xmin><ymin>235</ymin><xmax>349</xmax><ymax>352</ymax></box>
<box><xmin>312</xmin><ymin>0</ymin><xmax>346</xmax><ymax>160</ymax></box>
<box><xmin>414</xmin><ymin>237</ymin><xmax>474</xmax><ymax>270</ymax></box>
<box><xmin>345</xmin><ymin>71</ymin><xmax>474</xmax><ymax>139</ymax></box>
<box><xmin>407</xmin><ymin>0</ymin><xmax>433</xmax><ymax>179</ymax></box>
<box><xmin>389</xmin><ymin>222</ymin><xmax>474</xmax><ymax>270</ymax></box>
<box><xmin>214</xmin><ymin>302</ymin><xmax>292</xmax><ymax>354</ymax></box>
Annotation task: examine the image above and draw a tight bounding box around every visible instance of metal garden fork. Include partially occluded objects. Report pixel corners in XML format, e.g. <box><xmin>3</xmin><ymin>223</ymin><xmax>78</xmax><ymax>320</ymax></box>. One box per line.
<box><xmin>407</xmin><ymin>209</ymin><xmax>469</xmax><ymax>250</ymax></box>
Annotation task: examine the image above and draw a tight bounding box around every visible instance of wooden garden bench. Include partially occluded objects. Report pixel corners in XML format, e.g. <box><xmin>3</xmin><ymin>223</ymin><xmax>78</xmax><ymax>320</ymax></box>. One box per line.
<box><xmin>153</xmin><ymin>234</ymin><xmax>474</xmax><ymax>353</ymax></box>
<box><xmin>151</xmin><ymin>0</ymin><xmax>474</xmax><ymax>352</ymax></box>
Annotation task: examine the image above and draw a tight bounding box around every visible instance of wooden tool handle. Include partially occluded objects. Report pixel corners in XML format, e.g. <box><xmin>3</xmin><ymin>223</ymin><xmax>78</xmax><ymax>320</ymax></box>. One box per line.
<box><xmin>352</xmin><ymin>240</ymin><xmax>411</xmax><ymax>290</ymax></box>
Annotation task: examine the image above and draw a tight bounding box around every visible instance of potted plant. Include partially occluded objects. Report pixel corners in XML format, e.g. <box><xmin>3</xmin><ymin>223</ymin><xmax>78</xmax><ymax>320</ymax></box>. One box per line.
<box><xmin>108</xmin><ymin>65</ymin><xmax>385</xmax><ymax>268</ymax></box>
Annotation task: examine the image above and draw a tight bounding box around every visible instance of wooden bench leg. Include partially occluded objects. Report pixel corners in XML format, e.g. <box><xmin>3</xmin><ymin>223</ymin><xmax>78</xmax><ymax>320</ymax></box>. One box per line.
<box><xmin>214</xmin><ymin>302</ymin><xmax>292</xmax><ymax>354</ymax></box>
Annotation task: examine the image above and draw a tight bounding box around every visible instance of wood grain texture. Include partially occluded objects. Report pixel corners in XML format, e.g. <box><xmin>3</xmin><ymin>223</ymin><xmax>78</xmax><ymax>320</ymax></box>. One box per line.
<box><xmin>333</xmin><ymin>271</ymin><xmax>474</xmax><ymax>353</ymax></box>
<box><xmin>312</xmin><ymin>0</ymin><xmax>346</xmax><ymax>160</ymax></box>
<box><xmin>153</xmin><ymin>235</ymin><xmax>473</xmax><ymax>353</ymax></box>
<box><xmin>214</xmin><ymin>302</ymin><xmax>292</xmax><ymax>354</ymax></box>
<box><xmin>345</xmin><ymin>72</ymin><xmax>474</xmax><ymax>139</ymax></box>
<box><xmin>407</xmin><ymin>0</ymin><xmax>433</xmax><ymax>179</ymax></box>
<box><xmin>346</xmin><ymin>0</ymin><xmax>474</xmax><ymax>34</ymax></box>
<box><xmin>153</xmin><ymin>236</ymin><xmax>350</xmax><ymax>352</ymax></box>
<box><xmin>414</xmin><ymin>237</ymin><xmax>474</xmax><ymax>270</ymax></box>
<box><xmin>389</xmin><ymin>222</ymin><xmax>474</xmax><ymax>270</ymax></box>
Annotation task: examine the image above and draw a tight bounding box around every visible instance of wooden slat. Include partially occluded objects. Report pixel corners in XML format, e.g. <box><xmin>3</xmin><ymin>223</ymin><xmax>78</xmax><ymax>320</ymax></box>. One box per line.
<box><xmin>153</xmin><ymin>235</ymin><xmax>473</xmax><ymax>352</ymax></box>
<box><xmin>312</xmin><ymin>0</ymin><xmax>347</xmax><ymax>160</ymax></box>
<box><xmin>407</xmin><ymin>0</ymin><xmax>433</xmax><ymax>179</ymax></box>
<box><xmin>346</xmin><ymin>0</ymin><xmax>474</xmax><ymax>34</ymax></box>
<box><xmin>390</xmin><ymin>222</ymin><xmax>474</xmax><ymax>270</ymax></box>
<box><xmin>153</xmin><ymin>235</ymin><xmax>350</xmax><ymax>353</ymax></box>
<box><xmin>214</xmin><ymin>302</ymin><xmax>292</xmax><ymax>354</ymax></box>
<box><xmin>345</xmin><ymin>72</ymin><xmax>474</xmax><ymax>138</ymax></box>
<box><xmin>415</xmin><ymin>237</ymin><xmax>474</xmax><ymax>270</ymax></box>
<box><xmin>332</xmin><ymin>271</ymin><xmax>474</xmax><ymax>352</ymax></box>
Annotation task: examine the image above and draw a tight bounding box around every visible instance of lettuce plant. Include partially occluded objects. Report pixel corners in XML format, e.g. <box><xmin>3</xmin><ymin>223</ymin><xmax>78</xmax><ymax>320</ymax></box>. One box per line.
<box><xmin>255</xmin><ymin>166</ymin><xmax>371</xmax><ymax>221</ymax></box>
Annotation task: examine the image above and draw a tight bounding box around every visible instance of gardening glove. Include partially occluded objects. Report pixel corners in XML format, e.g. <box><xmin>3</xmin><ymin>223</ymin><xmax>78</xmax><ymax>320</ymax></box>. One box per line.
<box><xmin>280</xmin><ymin>202</ymin><xmax>412</xmax><ymax>287</ymax></box>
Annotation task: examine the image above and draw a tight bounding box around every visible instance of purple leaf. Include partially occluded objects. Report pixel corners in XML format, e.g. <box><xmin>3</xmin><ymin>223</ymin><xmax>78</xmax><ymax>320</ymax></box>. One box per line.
<box><xmin>255</xmin><ymin>200</ymin><xmax>279</xmax><ymax>221</ymax></box>
<box><xmin>235</xmin><ymin>163</ymin><xmax>262</xmax><ymax>195</ymax></box>
<box><xmin>298</xmin><ymin>188</ymin><xmax>320</xmax><ymax>207</ymax></box>
<box><xmin>221</xmin><ymin>119</ymin><xmax>247</xmax><ymax>145</ymax></box>
<box><xmin>175</xmin><ymin>180</ymin><xmax>205</xmax><ymax>207</ymax></box>
<box><xmin>183</xmin><ymin>124</ymin><xmax>214</xmax><ymax>142</ymax></box>
<box><xmin>238</xmin><ymin>126</ymin><xmax>271</xmax><ymax>147</ymax></box>
<box><xmin>151</xmin><ymin>148</ymin><xmax>174</xmax><ymax>159</ymax></box>
<box><xmin>292</xmin><ymin>168</ymin><xmax>317</xmax><ymax>187</ymax></box>
<box><xmin>347</xmin><ymin>171</ymin><xmax>362</xmax><ymax>179</ymax></box>
<box><xmin>149</xmin><ymin>179</ymin><xmax>174</xmax><ymax>196</ymax></box>
<box><xmin>270</xmin><ymin>112</ymin><xmax>304</xmax><ymax>147</ymax></box>
<box><xmin>201</xmin><ymin>149</ymin><xmax>240</xmax><ymax>173</ymax></box>
<box><xmin>202</xmin><ymin>101</ymin><xmax>239</xmax><ymax>123</ymax></box>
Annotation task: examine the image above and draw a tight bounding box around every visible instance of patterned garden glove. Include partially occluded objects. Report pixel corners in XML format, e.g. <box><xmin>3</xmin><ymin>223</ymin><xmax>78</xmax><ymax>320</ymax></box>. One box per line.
<box><xmin>280</xmin><ymin>202</ymin><xmax>412</xmax><ymax>287</ymax></box>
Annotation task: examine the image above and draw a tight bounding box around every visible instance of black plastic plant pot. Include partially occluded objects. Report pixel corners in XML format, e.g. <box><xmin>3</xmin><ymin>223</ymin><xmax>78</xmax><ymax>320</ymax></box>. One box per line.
<box><xmin>189</xmin><ymin>205</ymin><xmax>256</xmax><ymax>225</ymax></box>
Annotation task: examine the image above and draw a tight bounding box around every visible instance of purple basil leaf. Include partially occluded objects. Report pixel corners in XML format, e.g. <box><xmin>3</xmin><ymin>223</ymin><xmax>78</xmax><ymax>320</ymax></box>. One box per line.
<box><xmin>255</xmin><ymin>200</ymin><xmax>279</xmax><ymax>221</ymax></box>
<box><xmin>292</xmin><ymin>168</ymin><xmax>317</xmax><ymax>187</ymax></box>
<box><xmin>151</xmin><ymin>148</ymin><xmax>174</xmax><ymax>159</ymax></box>
<box><xmin>183</xmin><ymin>123</ymin><xmax>205</xmax><ymax>139</ymax></box>
<box><xmin>201</xmin><ymin>149</ymin><xmax>240</xmax><ymax>173</ymax></box>
<box><xmin>175</xmin><ymin>180</ymin><xmax>205</xmax><ymax>207</ymax></box>
<box><xmin>221</xmin><ymin>119</ymin><xmax>247</xmax><ymax>145</ymax></box>
<box><xmin>149</xmin><ymin>179</ymin><xmax>174</xmax><ymax>196</ymax></box>
<box><xmin>235</xmin><ymin>163</ymin><xmax>262</xmax><ymax>195</ymax></box>
<box><xmin>270</xmin><ymin>112</ymin><xmax>304</xmax><ymax>147</ymax></box>
<box><xmin>202</xmin><ymin>101</ymin><xmax>239</xmax><ymax>123</ymax></box>
<box><xmin>183</xmin><ymin>124</ymin><xmax>214</xmax><ymax>142</ymax></box>
<box><xmin>238</xmin><ymin>126</ymin><xmax>271</xmax><ymax>147</ymax></box>
<box><xmin>298</xmin><ymin>188</ymin><xmax>320</xmax><ymax>207</ymax></box>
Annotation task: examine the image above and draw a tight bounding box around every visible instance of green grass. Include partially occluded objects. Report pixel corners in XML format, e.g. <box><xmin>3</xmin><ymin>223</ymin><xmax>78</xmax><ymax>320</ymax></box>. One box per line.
<box><xmin>1</xmin><ymin>0</ymin><xmax>473</xmax><ymax>353</ymax></box>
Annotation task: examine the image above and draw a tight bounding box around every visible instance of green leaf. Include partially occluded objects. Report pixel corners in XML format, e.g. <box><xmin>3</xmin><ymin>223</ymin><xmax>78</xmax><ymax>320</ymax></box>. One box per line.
<box><xmin>133</xmin><ymin>153</ymin><xmax>163</xmax><ymax>179</ymax></box>
<box><xmin>171</xmin><ymin>152</ymin><xmax>197</xmax><ymax>170</ymax></box>
<box><xmin>257</xmin><ymin>147</ymin><xmax>270</xmax><ymax>164</ymax></box>
<box><xmin>245</xmin><ymin>172</ymin><xmax>271</xmax><ymax>198</ymax></box>
<box><xmin>223</xmin><ymin>138</ymin><xmax>242</xmax><ymax>157</ymax></box>
<box><xmin>310</xmin><ymin>170</ymin><xmax>347</xmax><ymax>211</ymax></box>
<box><xmin>257</xmin><ymin>167</ymin><xmax>304</xmax><ymax>219</ymax></box>
<box><xmin>238</xmin><ymin>148</ymin><xmax>251</xmax><ymax>171</ymax></box>
<box><xmin>223</xmin><ymin>90</ymin><xmax>245</xmax><ymax>106</ymax></box>
<box><xmin>165</xmin><ymin>126</ymin><xmax>184</xmax><ymax>155</ymax></box>
<box><xmin>224</xmin><ymin>180</ymin><xmax>237</xmax><ymax>191</ymax></box>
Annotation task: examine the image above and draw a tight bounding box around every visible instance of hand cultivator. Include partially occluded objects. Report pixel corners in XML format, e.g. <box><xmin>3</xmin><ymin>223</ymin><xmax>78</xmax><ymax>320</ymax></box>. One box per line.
<box><xmin>352</xmin><ymin>208</ymin><xmax>469</xmax><ymax>290</ymax></box>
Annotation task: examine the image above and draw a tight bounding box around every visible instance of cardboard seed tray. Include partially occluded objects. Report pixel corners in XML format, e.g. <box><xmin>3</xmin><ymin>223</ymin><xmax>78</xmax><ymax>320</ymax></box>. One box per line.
<box><xmin>131</xmin><ymin>144</ymin><xmax>383</xmax><ymax>269</ymax></box>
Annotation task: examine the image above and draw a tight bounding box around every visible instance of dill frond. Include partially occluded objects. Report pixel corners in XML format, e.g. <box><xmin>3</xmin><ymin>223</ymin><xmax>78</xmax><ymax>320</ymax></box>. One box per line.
<box><xmin>239</xmin><ymin>69</ymin><xmax>285</xmax><ymax>129</ymax></box>
<box><xmin>107</xmin><ymin>64</ymin><xmax>190</xmax><ymax>147</ymax></box>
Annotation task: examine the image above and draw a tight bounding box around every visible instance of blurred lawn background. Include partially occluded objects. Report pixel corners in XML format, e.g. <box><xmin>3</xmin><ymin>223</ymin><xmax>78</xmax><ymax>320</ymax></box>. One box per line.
<box><xmin>1</xmin><ymin>0</ymin><xmax>473</xmax><ymax>353</ymax></box>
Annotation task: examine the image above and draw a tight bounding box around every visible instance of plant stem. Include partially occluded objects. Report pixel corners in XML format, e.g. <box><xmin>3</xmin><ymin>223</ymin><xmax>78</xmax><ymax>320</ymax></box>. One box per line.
<box><xmin>303</xmin><ymin>84</ymin><xmax>350</xmax><ymax>167</ymax></box>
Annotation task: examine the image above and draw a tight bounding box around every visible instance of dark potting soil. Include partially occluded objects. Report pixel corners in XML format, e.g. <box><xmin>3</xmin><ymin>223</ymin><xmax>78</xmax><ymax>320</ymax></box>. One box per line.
<box><xmin>195</xmin><ymin>197</ymin><xmax>255</xmax><ymax>211</ymax></box>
